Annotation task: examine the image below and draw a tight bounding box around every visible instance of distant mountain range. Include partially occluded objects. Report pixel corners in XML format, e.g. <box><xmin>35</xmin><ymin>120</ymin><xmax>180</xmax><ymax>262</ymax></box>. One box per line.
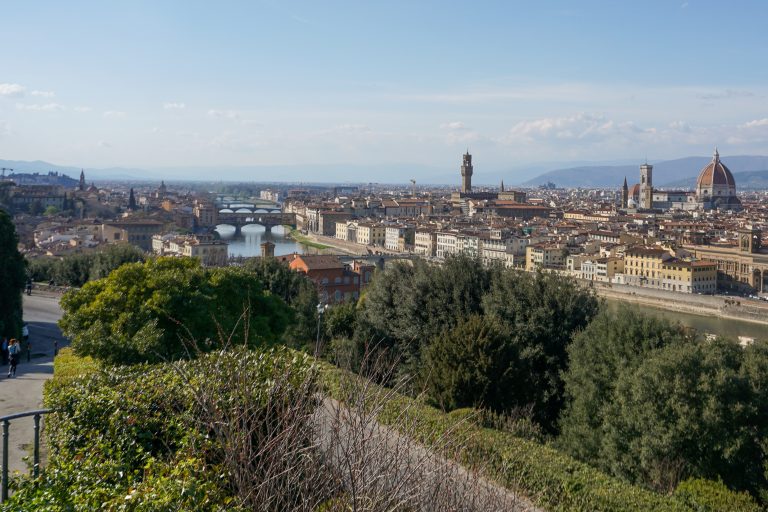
<box><xmin>3</xmin><ymin>155</ymin><xmax>768</xmax><ymax>188</ymax></box>
<box><xmin>521</xmin><ymin>155</ymin><xmax>768</xmax><ymax>188</ymax></box>
<box><xmin>662</xmin><ymin>170</ymin><xmax>768</xmax><ymax>190</ymax></box>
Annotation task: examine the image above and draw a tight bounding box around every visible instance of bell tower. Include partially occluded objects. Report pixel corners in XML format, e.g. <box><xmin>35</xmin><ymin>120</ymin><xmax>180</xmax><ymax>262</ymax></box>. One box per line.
<box><xmin>460</xmin><ymin>151</ymin><xmax>473</xmax><ymax>193</ymax></box>
<box><xmin>639</xmin><ymin>163</ymin><xmax>653</xmax><ymax>209</ymax></box>
<box><xmin>621</xmin><ymin>176</ymin><xmax>629</xmax><ymax>208</ymax></box>
<box><xmin>739</xmin><ymin>228</ymin><xmax>761</xmax><ymax>254</ymax></box>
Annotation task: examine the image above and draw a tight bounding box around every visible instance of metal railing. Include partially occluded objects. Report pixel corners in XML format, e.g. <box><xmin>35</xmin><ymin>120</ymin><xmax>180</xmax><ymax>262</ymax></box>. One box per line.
<box><xmin>1</xmin><ymin>409</ymin><xmax>53</xmax><ymax>502</ymax></box>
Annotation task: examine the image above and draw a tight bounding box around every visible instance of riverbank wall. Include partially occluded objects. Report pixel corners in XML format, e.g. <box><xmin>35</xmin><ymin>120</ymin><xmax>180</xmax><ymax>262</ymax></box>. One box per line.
<box><xmin>591</xmin><ymin>281</ymin><xmax>768</xmax><ymax>326</ymax></box>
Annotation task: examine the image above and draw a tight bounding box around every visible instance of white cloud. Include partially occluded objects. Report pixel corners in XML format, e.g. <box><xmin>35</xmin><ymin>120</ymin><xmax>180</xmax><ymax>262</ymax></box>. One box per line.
<box><xmin>73</xmin><ymin>106</ymin><xmax>92</xmax><ymax>112</ymax></box>
<box><xmin>16</xmin><ymin>102</ymin><xmax>65</xmax><ymax>111</ymax></box>
<box><xmin>163</xmin><ymin>102</ymin><xmax>186</xmax><ymax>110</ymax></box>
<box><xmin>505</xmin><ymin>113</ymin><xmax>648</xmax><ymax>142</ymax></box>
<box><xmin>98</xmin><ymin>140</ymin><xmax>112</xmax><ymax>148</ymax></box>
<box><xmin>0</xmin><ymin>83</ymin><xmax>25</xmax><ymax>97</ymax></box>
<box><xmin>30</xmin><ymin>90</ymin><xmax>55</xmax><ymax>98</ymax></box>
<box><xmin>439</xmin><ymin>121</ymin><xmax>466</xmax><ymax>130</ymax></box>
<box><xmin>698</xmin><ymin>89</ymin><xmax>755</xmax><ymax>101</ymax></box>
<box><xmin>668</xmin><ymin>121</ymin><xmax>692</xmax><ymax>133</ymax></box>
<box><xmin>335</xmin><ymin>123</ymin><xmax>372</xmax><ymax>133</ymax></box>
<box><xmin>742</xmin><ymin>118</ymin><xmax>768</xmax><ymax>129</ymax></box>
<box><xmin>0</xmin><ymin>120</ymin><xmax>10</xmax><ymax>136</ymax></box>
<box><xmin>103</xmin><ymin>110</ymin><xmax>126</xmax><ymax>118</ymax></box>
<box><xmin>208</xmin><ymin>109</ymin><xmax>241</xmax><ymax>120</ymax></box>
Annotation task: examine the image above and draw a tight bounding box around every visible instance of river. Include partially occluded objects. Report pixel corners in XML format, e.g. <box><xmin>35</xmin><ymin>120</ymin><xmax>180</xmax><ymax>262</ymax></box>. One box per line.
<box><xmin>215</xmin><ymin>224</ymin><xmax>304</xmax><ymax>258</ymax></box>
<box><xmin>603</xmin><ymin>298</ymin><xmax>767</xmax><ymax>341</ymax></box>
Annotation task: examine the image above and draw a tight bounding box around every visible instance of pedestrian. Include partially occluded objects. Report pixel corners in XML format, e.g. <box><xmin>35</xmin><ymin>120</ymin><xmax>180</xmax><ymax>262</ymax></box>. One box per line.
<box><xmin>1</xmin><ymin>337</ymin><xmax>7</xmax><ymax>365</ymax></box>
<box><xmin>7</xmin><ymin>339</ymin><xmax>20</xmax><ymax>378</ymax></box>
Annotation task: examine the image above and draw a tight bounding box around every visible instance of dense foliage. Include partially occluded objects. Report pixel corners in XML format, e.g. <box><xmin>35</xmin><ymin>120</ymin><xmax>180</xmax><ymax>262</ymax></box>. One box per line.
<box><xmin>60</xmin><ymin>257</ymin><xmax>291</xmax><ymax>364</ymax></box>
<box><xmin>559</xmin><ymin>306</ymin><xmax>693</xmax><ymax>462</ymax></box>
<box><xmin>27</xmin><ymin>243</ymin><xmax>146</xmax><ymax>287</ymax></box>
<box><xmin>5</xmin><ymin>347</ymin><xmax>316</xmax><ymax>511</ymax></box>
<box><xmin>243</xmin><ymin>256</ymin><xmax>319</xmax><ymax>349</ymax></box>
<box><xmin>560</xmin><ymin>305</ymin><xmax>768</xmax><ymax>499</ymax></box>
<box><xmin>0</xmin><ymin>208</ymin><xmax>26</xmax><ymax>339</ymax></box>
<box><xmin>355</xmin><ymin>255</ymin><xmax>599</xmax><ymax>431</ymax></box>
<box><xmin>602</xmin><ymin>338</ymin><xmax>767</xmax><ymax>496</ymax></box>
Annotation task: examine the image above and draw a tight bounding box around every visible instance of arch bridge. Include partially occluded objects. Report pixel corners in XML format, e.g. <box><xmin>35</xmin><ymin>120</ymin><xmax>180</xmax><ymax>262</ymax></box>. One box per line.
<box><xmin>217</xmin><ymin>210</ymin><xmax>296</xmax><ymax>235</ymax></box>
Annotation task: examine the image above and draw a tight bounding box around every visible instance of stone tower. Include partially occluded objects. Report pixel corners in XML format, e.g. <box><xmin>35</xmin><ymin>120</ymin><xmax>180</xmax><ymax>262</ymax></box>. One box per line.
<box><xmin>738</xmin><ymin>227</ymin><xmax>761</xmax><ymax>254</ymax></box>
<box><xmin>639</xmin><ymin>163</ymin><xmax>653</xmax><ymax>209</ymax></box>
<box><xmin>79</xmin><ymin>169</ymin><xmax>85</xmax><ymax>191</ymax></box>
<box><xmin>460</xmin><ymin>151</ymin><xmax>473</xmax><ymax>193</ymax></box>
<box><xmin>621</xmin><ymin>176</ymin><xmax>629</xmax><ymax>209</ymax></box>
<box><xmin>261</xmin><ymin>240</ymin><xmax>276</xmax><ymax>258</ymax></box>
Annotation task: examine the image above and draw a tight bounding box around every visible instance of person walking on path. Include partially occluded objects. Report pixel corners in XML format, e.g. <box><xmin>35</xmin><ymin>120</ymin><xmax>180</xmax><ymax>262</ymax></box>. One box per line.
<box><xmin>7</xmin><ymin>338</ymin><xmax>20</xmax><ymax>378</ymax></box>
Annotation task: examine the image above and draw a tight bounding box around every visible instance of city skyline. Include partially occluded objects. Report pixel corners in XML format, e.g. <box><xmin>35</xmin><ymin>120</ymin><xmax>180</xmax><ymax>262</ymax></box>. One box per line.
<box><xmin>1</xmin><ymin>1</ymin><xmax>768</xmax><ymax>181</ymax></box>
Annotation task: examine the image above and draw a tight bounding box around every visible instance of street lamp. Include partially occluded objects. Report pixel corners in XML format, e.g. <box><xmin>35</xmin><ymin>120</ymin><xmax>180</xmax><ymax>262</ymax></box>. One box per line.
<box><xmin>315</xmin><ymin>302</ymin><xmax>328</xmax><ymax>357</ymax></box>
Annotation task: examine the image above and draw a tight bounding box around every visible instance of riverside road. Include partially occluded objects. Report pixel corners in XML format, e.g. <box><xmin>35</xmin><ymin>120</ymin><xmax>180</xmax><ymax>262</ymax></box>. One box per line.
<box><xmin>0</xmin><ymin>294</ymin><xmax>65</xmax><ymax>477</ymax></box>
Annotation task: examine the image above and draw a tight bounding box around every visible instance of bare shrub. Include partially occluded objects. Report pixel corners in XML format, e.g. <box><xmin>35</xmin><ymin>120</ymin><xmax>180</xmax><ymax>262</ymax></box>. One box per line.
<box><xmin>169</xmin><ymin>331</ymin><xmax>539</xmax><ymax>511</ymax></box>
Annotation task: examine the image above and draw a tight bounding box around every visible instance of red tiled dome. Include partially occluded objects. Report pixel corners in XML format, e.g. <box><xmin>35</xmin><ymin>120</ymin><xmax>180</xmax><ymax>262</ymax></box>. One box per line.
<box><xmin>696</xmin><ymin>149</ymin><xmax>735</xmax><ymax>189</ymax></box>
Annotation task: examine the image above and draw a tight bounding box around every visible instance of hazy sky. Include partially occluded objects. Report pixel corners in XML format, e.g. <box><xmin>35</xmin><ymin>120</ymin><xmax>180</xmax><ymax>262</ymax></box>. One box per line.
<box><xmin>1</xmin><ymin>0</ymin><xmax>767</xmax><ymax>180</ymax></box>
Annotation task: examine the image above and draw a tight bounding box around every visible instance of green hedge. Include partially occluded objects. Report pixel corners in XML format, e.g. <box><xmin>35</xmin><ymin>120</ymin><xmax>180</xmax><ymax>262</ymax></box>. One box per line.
<box><xmin>321</xmin><ymin>365</ymin><xmax>760</xmax><ymax>512</ymax></box>
<box><xmin>4</xmin><ymin>347</ymin><xmax>313</xmax><ymax>511</ymax></box>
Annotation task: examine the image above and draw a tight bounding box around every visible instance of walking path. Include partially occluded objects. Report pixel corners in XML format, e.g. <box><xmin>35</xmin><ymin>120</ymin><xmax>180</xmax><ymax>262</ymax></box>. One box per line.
<box><xmin>0</xmin><ymin>295</ymin><xmax>64</xmax><ymax>477</ymax></box>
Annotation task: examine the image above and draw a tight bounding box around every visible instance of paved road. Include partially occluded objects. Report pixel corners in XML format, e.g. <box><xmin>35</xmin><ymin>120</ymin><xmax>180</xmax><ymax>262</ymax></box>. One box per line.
<box><xmin>0</xmin><ymin>294</ymin><xmax>65</xmax><ymax>476</ymax></box>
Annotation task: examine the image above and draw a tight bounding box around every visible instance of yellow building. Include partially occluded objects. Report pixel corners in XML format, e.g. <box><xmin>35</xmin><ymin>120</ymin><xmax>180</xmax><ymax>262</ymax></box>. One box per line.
<box><xmin>526</xmin><ymin>244</ymin><xmax>567</xmax><ymax>272</ymax></box>
<box><xmin>356</xmin><ymin>222</ymin><xmax>386</xmax><ymax>246</ymax></box>
<box><xmin>623</xmin><ymin>246</ymin><xmax>672</xmax><ymax>288</ymax></box>
<box><xmin>658</xmin><ymin>260</ymin><xmax>717</xmax><ymax>294</ymax></box>
<box><xmin>623</xmin><ymin>245</ymin><xmax>717</xmax><ymax>293</ymax></box>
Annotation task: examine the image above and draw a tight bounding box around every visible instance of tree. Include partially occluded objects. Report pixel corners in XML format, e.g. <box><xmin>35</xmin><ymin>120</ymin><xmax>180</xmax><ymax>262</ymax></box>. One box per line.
<box><xmin>481</xmin><ymin>270</ymin><xmax>599</xmax><ymax>431</ymax></box>
<box><xmin>600</xmin><ymin>339</ymin><xmax>766</xmax><ymax>495</ymax></box>
<box><xmin>243</xmin><ymin>256</ymin><xmax>319</xmax><ymax>349</ymax></box>
<box><xmin>558</xmin><ymin>305</ymin><xmax>690</xmax><ymax>463</ymax></box>
<box><xmin>60</xmin><ymin>257</ymin><xmax>291</xmax><ymax>364</ymax></box>
<box><xmin>89</xmin><ymin>243</ymin><xmax>145</xmax><ymax>280</ymax></box>
<box><xmin>43</xmin><ymin>205</ymin><xmax>60</xmax><ymax>216</ymax></box>
<box><xmin>424</xmin><ymin>315</ymin><xmax>522</xmax><ymax>412</ymax></box>
<box><xmin>28</xmin><ymin>200</ymin><xmax>43</xmax><ymax>216</ymax></box>
<box><xmin>0</xmin><ymin>209</ymin><xmax>26</xmax><ymax>339</ymax></box>
<box><xmin>324</xmin><ymin>301</ymin><xmax>357</xmax><ymax>340</ymax></box>
<box><xmin>358</xmin><ymin>255</ymin><xmax>494</xmax><ymax>375</ymax></box>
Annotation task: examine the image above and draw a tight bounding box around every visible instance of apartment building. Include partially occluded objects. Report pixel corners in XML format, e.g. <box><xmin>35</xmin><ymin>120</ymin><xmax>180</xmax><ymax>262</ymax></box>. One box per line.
<box><xmin>356</xmin><ymin>222</ymin><xmax>386</xmax><ymax>246</ymax></box>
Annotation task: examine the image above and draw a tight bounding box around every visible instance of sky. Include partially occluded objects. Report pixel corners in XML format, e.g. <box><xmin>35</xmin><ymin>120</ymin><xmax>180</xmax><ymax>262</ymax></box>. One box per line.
<box><xmin>1</xmin><ymin>0</ymin><xmax>768</xmax><ymax>182</ymax></box>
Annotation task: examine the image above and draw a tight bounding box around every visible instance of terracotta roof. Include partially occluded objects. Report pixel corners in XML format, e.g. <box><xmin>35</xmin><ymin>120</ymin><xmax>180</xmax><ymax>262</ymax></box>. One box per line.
<box><xmin>293</xmin><ymin>255</ymin><xmax>346</xmax><ymax>270</ymax></box>
<box><xmin>696</xmin><ymin>149</ymin><xmax>736</xmax><ymax>188</ymax></box>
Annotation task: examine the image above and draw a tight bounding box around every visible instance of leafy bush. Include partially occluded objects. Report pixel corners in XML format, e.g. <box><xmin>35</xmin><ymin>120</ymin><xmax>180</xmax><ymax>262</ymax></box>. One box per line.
<box><xmin>5</xmin><ymin>347</ymin><xmax>315</xmax><ymax>511</ymax></box>
<box><xmin>59</xmin><ymin>257</ymin><xmax>291</xmax><ymax>364</ymax></box>
<box><xmin>674</xmin><ymin>478</ymin><xmax>760</xmax><ymax>512</ymax></box>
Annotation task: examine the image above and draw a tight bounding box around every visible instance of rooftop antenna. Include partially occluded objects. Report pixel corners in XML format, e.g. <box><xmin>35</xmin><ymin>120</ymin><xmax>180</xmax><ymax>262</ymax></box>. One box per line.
<box><xmin>410</xmin><ymin>178</ymin><xmax>416</xmax><ymax>197</ymax></box>
<box><xmin>0</xmin><ymin>167</ymin><xmax>12</xmax><ymax>179</ymax></box>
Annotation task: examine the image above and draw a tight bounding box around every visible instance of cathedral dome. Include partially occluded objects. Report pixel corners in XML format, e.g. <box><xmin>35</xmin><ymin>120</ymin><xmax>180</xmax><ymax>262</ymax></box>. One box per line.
<box><xmin>696</xmin><ymin>149</ymin><xmax>735</xmax><ymax>190</ymax></box>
